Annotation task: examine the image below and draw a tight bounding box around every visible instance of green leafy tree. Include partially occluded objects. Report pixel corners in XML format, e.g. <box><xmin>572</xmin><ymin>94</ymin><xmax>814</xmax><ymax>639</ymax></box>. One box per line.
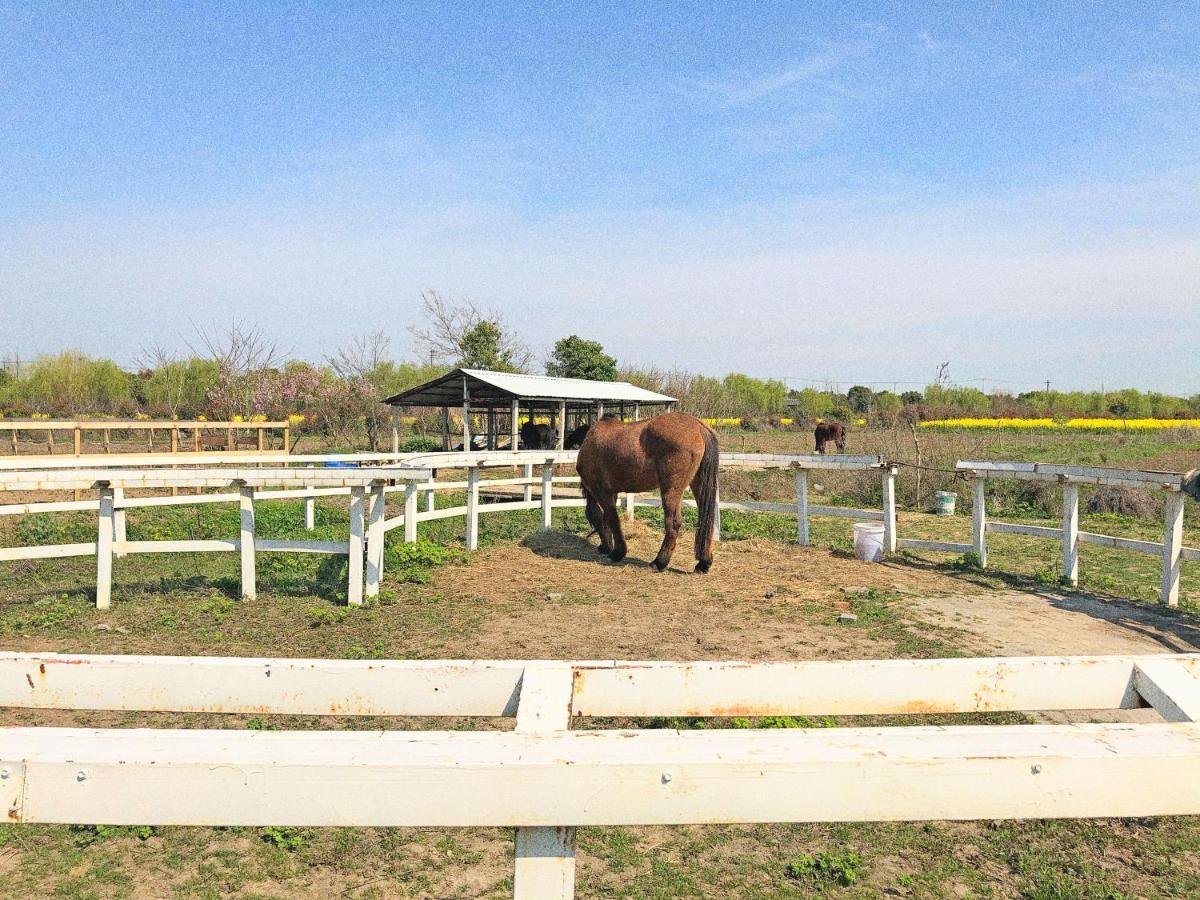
<box><xmin>19</xmin><ymin>352</ymin><xmax>133</xmax><ymax>415</ymax></box>
<box><xmin>546</xmin><ymin>335</ymin><xmax>617</xmax><ymax>381</ymax></box>
<box><xmin>458</xmin><ymin>321</ymin><xmax>520</xmax><ymax>371</ymax></box>
<box><xmin>846</xmin><ymin>385</ymin><xmax>874</xmax><ymax>414</ymax></box>
<box><xmin>900</xmin><ymin>390</ymin><xmax>923</xmax><ymax>406</ymax></box>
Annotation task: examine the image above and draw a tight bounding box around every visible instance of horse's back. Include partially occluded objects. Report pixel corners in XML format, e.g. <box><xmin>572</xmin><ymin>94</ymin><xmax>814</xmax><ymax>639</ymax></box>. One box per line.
<box><xmin>578</xmin><ymin>412</ymin><xmax>711</xmax><ymax>493</ymax></box>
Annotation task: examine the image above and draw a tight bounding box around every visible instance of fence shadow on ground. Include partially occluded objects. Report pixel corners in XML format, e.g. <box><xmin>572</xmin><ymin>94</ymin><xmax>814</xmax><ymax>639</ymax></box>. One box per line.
<box><xmin>898</xmin><ymin>554</ymin><xmax>1200</xmax><ymax>653</ymax></box>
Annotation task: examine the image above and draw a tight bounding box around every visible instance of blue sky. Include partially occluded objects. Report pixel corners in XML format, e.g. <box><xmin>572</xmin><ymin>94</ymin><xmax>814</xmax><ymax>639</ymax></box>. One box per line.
<box><xmin>2</xmin><ymin>2</ymin><xmax>1198</xmax><ymax>392</ymax></box>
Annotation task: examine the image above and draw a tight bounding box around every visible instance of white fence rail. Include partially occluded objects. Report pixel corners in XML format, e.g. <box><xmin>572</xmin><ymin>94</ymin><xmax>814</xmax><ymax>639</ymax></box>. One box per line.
<box><xmin>959</xmin><ymin>461</ymin><xmax>1199</xmax><ymax>606</ymax></box>
<box><xmin>0</xmin><ymin>651</ymin><xmax>1198</xmax><ymax>899</ymax></box>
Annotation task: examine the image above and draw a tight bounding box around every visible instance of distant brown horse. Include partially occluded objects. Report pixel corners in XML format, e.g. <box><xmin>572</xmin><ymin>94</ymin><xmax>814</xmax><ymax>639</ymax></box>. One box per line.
<box><xmin>814</xmin><ymin>420</ymin><xmax>846</xmax><ymax>454</ymax></box>
<box><xmin>576</xmin><ymin>412</ymin><xmax>720</xmax><ymax>573</ymax></box>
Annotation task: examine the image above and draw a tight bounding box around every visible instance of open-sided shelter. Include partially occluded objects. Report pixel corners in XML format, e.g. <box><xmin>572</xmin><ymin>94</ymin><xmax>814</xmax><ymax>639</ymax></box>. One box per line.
<box><xmin>382</xmin><ymin>368</ymin><xmax>676</xmax><ymax>450</ymax></box>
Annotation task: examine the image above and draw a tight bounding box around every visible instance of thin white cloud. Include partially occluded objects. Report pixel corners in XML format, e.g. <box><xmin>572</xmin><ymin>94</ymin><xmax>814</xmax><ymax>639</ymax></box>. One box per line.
<box><xmin>683</xmin><ymin>41</ymin><xmax>869</xmax><ymax>107</ymax></box>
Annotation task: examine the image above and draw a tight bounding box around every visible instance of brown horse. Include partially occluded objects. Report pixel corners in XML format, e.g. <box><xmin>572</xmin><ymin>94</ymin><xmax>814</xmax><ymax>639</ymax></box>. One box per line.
<box><xmin>576</xmin><ymin>412</ymin><xmax>720</xmax><ymax>573</ymax></box>
<box><xmin>813</xmin><ymin>420</ymin><xmax>846</xmax><ymax>454</ymax></box>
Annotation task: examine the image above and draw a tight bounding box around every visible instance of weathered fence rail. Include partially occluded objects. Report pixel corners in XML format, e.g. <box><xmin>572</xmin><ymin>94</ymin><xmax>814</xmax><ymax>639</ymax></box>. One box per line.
<box><xmin>0</xmin><ymin>651</ymin><xmax>1197</xmax><ymax>899</ymax></box>
<box><xmin>958</xmin><ymin>461</ymin><xmax>1199</xmax><ymax>606</ymax></box>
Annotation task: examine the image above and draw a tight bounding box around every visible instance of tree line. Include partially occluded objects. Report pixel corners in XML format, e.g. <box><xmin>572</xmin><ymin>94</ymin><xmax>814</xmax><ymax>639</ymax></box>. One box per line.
<box><xmin>2</xmin><ymin>296</ymin><xmax>1196</xmax><ymax>435</ymax></box>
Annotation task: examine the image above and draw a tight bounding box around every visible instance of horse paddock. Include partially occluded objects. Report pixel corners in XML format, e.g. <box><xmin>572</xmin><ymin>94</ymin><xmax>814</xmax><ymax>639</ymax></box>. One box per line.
<box><xmin>0</xmin><ymin>453</ymin><xmax>1198</xmax><ymax>898</ymax></box>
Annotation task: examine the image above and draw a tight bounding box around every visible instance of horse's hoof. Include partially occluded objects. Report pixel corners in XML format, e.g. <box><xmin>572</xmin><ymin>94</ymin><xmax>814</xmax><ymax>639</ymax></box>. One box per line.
<box><xmin>597</xmin><ymin>545</ymin><xmax>611</xmax><ymax>556</ymax></box>
<box><xmin>650</xmin><ymin>559</ymin><xmax>668</xmax><ymax>572</ymax></box>
<box><xmin>609</xmin><ymin>548</ymin><xmax>627</xmax><ymax>563</ymax></box>
<box><xmin>694</xmin><ymin>559</ymin><xmax>712</xmax><ymax>574</ymax></box>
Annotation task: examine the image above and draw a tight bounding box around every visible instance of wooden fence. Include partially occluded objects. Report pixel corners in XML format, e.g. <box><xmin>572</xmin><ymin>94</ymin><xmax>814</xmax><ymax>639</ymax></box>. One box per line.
<box><xmin>0</xmin><ymin>419</ymin><xmax>289</xmax><ymax>455</ymax></box>
<box><xmin>0</xmin><ymin>452</ymin><xmax>1195</xmax><ymax>609</ymax></box>
<box><xmin>958</xmin><ymin>462</ymin><xmax>1199</xmax><ymax>607</ymax></box>
<box><xmin>0</xmin><ymin>651</ymin><xmax>1197</xmax><ymax>898</ymax></box>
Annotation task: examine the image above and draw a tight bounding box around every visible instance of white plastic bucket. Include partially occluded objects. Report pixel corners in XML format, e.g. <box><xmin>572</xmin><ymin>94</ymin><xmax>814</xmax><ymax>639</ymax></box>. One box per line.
<box><xmin>935</xmin><ymin>491</ymin><xmax>957</xmax><ymax>516</ymax></box>
<box><xmin>852</xmin><ymin>522</ymin><xmax>885</xmax><ymax>562</ymax></box>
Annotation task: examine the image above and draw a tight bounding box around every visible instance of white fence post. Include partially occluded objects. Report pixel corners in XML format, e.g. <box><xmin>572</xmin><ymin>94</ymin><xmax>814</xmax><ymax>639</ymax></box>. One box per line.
<box><xmin>404</xmin><ymin>479</ymin><xmax>419</xmax><ymax>544</ymax></box>
<box><xmin>513</xmin><ymin>665</ymin><xmax>576</xmax><ymax>899</ymax></box>
<box><xmin>112</xmin><ymin>486</ymin><xmax>127</xmax><ymax>558</ymax></box>
<box><xmin>96</xmin><ymin>486</ymin><xmax>114</xmax><ymax>610</ymax></box>
<box><xmin>881</xmin><ymin>466</ymin><xmax>897</xmax><ymax>553</ymax></box>
<box><xmin>466</xmin><ymin>468</ymin><xmax>480</xmax><ymax>551</ymax></box>
<box><xmin>541</xmin><ymin>462</ymin><xmax>554</xmax><ymax>530</ymax></box>
<box><xmin>304</xmin><ymin>465</ymin><xmax>315</xmax><ymax>530</ymax></box>
<box><xmin>365</xmin><ymin>482</ymin><xmax>386</xmax><ymax>599</ymax></box>
<box><xmin>1062</xmin><ymin>482</ymin><xmax>1080</xmax><ymax>586</ymax></box>
<box><xmin>713</xmin><ymin>483</ymin><xmax>721</xmax><ymax>542</ymax></box>
<box><xmin>624</xmin><ymin>491</ymin><xmax>635</xmax><ymax>522</ymax></box>
<box><xmin>1161</xmin><ymin>491</ymin><xmax>1185</xmax><ymax>607</ymax></box>
<box><xmin>239</xmin><ymin>484</ymin><xmax>256</xmax><ymax>601</ymax></box>
<box><xmin>523</xmin><ymin>462</ymin><xmax>534</xmax><ymax>503</ymax></box>
<box><xmin>972</xmin><ymin>478</ymin><xmax>988</xmax><ymax>567</ymax></box>
<box><xmin>795</xmin><ymin>469</ymin><xmax>809</xmax><ymax>546</ymax></box>
<box><xmin>347</xmin><ymin>487</ymin><xmax>365</xmax><ymax>607</ymax></box>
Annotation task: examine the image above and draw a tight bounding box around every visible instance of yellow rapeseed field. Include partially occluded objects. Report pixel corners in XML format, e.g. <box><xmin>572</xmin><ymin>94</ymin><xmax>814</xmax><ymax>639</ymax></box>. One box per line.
<box><xmin>920</xmin><ymin>418</ymin><xmax>1200</xmax><ymax>430</ymax></box>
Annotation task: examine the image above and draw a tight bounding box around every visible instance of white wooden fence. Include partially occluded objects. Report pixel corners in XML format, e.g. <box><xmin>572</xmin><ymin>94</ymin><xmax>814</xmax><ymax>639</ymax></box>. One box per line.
<box><xmin>2</xmin><ymin>452</ymin><xmax>1194</xmax><ymax>608</ymax></box>
<box><xmin>0</xmin><ymin>650</ymin><xmax>1198</xmax><ymax>898</ymax></box>
<box><xmin>958</xmin><ymin>462</ymin><xmax>1199</xmax><ymax>606</ymax></box>
<box><xmin>0</xmin><ymin>450</ymin><xmax>894</xmax><ymax>608</ymax></box>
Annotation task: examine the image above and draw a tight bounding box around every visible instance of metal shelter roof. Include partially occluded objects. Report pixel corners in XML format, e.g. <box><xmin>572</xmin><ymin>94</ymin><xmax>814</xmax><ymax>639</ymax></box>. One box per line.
<box><xmin>382</xmin><ymin>368</ymin><xmax>676</xmax><ymax>408</ymax></box>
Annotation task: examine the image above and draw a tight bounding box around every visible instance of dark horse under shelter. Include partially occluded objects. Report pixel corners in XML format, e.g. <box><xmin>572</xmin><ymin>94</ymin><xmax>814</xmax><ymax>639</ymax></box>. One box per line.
<box><xmin>576</xmin><ymin>412</ymin><xmax>719</xmax><ymax>573</ymax></box>
<box><xmin>519</xmin><ymin>421</ymin><xmax>558</xmax><ymax>450</ymax></box>
<box><xmin>813</xmin><ymin>420</ymin><xmax>846</xmax><ymax>454</ymax></box>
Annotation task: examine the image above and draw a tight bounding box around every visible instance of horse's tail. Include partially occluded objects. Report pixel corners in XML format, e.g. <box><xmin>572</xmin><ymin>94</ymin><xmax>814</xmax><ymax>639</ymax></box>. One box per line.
<box><xmin>692</xmin><ymin>426</ymin><xmax>720</xmax><ymax>570</ymax></box>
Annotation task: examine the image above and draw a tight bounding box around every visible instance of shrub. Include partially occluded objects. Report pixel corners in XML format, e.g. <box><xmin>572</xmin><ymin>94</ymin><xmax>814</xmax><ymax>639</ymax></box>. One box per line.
<box><xmin>1085</xmin><ymin>486</ymin><xmax>1159</xmax><ymax>519</ymax></box>
<box><xmin>400</xmin><ymin>435</ymin><xmax>442</xmax><ymax>453</ymax></box>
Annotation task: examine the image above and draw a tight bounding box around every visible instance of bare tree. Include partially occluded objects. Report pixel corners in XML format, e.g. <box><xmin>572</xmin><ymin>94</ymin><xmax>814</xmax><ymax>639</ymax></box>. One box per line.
<box><xmin>135</xmin><ymin>343</ymin><xmax>188</xmax><ymax>418</ymax></box>
<box><xmin>408</xmin><ymin>290</ymin><xmax>532</xmax><ymax>372</ymax></box>
<box><xmin>329</xmin><ymin>330</ymin><xmax>391</xmax><ymax>381</ymax></box>
<box><xmin>329</xmin><ymin>330</ymin><xmax>393</xmax><ymax>450</ymax></box>
<box><xmin>187</xmin><ymin>319</ymin><xmax>286</xmax><ymax>376</ymax></box>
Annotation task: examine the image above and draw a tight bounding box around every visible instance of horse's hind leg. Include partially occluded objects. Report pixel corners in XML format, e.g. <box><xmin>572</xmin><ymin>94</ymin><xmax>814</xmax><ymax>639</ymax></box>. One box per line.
<box><xmin>603</xmin><ymin>492</ymin><xmax>627</xmax><ymax>563</ymax></box>
<box><xmin>652</xmin><ymin>486</ymin><xmax>684</xmax><ymax>571</ymax></box>
<box><xmin>594</xmin><ymin>497</ymin><xmax>614</xmax><ymax>556</ymax></box>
